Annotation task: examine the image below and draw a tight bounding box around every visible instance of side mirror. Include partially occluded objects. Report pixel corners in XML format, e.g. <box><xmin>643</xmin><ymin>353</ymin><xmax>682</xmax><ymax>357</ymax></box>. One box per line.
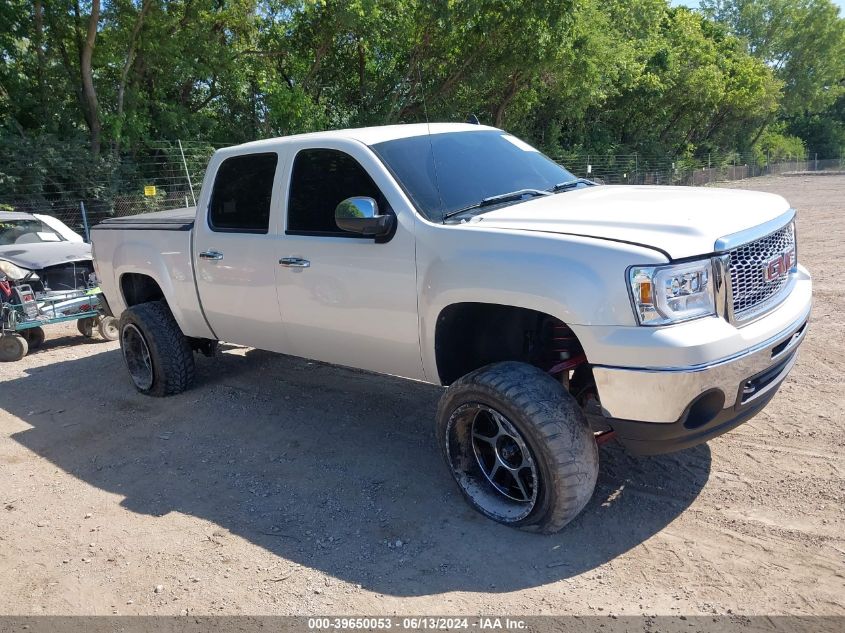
<box><xmin>335</xmin><ymin>197</ymin><xmax>395</xmax><ymax>237</ymax></box>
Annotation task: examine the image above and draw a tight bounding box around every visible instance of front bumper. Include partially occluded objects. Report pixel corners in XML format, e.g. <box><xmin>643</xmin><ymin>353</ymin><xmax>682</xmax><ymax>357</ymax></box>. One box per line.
<box><xmin>604</xmin><ymin>383</ymin><xmax>784</xmax><ymax>455</ymax></box>
<box><xmin>589</xmin><ymin>269</ymin><xmax>811</xmax><ymax>455</ymax></box>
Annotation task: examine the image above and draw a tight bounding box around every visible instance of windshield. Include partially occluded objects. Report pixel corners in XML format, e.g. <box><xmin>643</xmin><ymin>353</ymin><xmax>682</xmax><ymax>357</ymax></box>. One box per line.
<box><xmin>371</xmin><ymin>130</ymin><xmax>576</xmax><ymax>222</ymax></box>
<box><xmin>0</xmin><ymin>219</ymin><xmax>66</xmax><ymax>246</ymax></box>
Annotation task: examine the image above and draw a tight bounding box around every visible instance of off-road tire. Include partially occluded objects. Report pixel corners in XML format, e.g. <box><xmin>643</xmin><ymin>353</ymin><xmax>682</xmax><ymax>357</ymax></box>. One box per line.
<box><xmin>436</xmin><ymin>361</ymin><xmax>598</xmax><ymax>533</ymax></box>
<box><xmin>22</xmin><ymin>326</ymin><xmax>45</xmax><ymax>350</ymax></box>
<box><xmin>118</xmin><ymin>301</ymin><xmax>194</xmax><ymax>396</ymax></box>
<box><xmin>0</xmin><ymin>333</ymin><xmax>29</xmax><ymax>362</ymax></box>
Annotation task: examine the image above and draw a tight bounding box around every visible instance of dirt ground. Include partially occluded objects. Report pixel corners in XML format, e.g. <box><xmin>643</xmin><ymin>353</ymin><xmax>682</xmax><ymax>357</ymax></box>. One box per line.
<box><xmin>1</xmin><ymin>175</ymin><xmax>843</xmax><ymax>617</ymax></box>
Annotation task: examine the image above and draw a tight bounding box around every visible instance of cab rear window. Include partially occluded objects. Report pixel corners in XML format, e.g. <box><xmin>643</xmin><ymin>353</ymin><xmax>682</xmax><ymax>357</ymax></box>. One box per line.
<box><xmin>208</xmin><ymin>153</ymin><xmax>278</xmax><ymax>233</ymax></box>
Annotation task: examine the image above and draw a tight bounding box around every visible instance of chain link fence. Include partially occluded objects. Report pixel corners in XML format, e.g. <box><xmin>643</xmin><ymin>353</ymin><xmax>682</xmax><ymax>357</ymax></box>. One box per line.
<box><xmin>0</xmin><ymin>140</ymin><xmax>216</xmax><ymax>239</ymax></box>
<box><xmin>1</xmin><ymin>142</ymin><xmax>842</xmax><ymax>239</ymax></box>
<box><xmin>552</xmin><ymin>152</ymin><xmax>844</xmax><ymax>185</ymax></box>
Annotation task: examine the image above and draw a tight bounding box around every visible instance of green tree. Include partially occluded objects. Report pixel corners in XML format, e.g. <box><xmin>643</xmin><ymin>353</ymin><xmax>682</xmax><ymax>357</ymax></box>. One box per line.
<box><xmin>702</xmin><ymin>0</ymin><xmax>845</xmax><ymax>146</ymax></box>
<box><xmin>1</xmin><ymin>0</ymin><xmax>843</xmax><ymax>205</ymax></box>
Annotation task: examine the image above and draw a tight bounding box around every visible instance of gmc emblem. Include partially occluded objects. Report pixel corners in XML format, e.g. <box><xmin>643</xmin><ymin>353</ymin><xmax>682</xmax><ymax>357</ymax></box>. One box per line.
<box><xmin>763</xmin><ymin>248</ymin><xmax>795</xmax><ymax>282</ymax></box>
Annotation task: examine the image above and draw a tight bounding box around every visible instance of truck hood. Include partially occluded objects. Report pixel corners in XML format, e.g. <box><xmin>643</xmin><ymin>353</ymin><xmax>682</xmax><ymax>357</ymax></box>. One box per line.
<box><xmin>468</xmin><ymin>185</ymin><xmax>791</xmax><ymax>259</ymax></box>
<box><xmin>0</xmin><ymin>241</ymin><xmax>92</xmax><ymax>270</ymax></box>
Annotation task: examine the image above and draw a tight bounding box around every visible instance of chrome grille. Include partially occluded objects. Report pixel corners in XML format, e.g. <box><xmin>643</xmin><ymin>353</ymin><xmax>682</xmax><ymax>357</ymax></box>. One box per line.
<box><xmin>728</xmin><ymin>222</ymin><xmax>795</xmax><ymax>320</ymax></box>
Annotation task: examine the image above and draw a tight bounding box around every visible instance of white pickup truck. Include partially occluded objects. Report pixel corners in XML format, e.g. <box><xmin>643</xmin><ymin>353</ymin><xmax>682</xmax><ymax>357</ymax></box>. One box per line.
<box><xmin>92</xmin><ymin>123</ymin><xmax>812</xmax><ymax>533</ymax></box>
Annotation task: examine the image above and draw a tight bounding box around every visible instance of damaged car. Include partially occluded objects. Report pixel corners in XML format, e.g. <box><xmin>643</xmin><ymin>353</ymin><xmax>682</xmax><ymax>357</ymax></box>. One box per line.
<box><xmin>0</xmin><ymin>210</ymin><xmax>116</xmax><ymax>360</ymax></box>
<box><xmin>0</xmin><ymin>210</ymin><xmax>94</xmax><ymax>293</ymax></box>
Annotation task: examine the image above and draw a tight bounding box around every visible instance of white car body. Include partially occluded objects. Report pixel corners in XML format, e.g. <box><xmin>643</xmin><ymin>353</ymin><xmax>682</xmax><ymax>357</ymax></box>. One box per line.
<box><xmin>0</xmin><ymin>211</ymin><xmax>93</xmax><ymax>294</ymax></box>
<box><xmin>32</xmin><ymin>213</ymin><xmax>85</xmax><ymax>243</ymax></box>
<box><xmin>91</xmin><ymin>123</ymin><xmax>811</xmax><ymax>455</ymax></box>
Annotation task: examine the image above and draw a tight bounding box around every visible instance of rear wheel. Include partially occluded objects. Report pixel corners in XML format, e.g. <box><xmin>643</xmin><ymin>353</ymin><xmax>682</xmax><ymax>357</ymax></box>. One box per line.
<box><xmin>118</xmin><ymin>301</ymin><xmax>195</xmax><ymax>396</ymax></box>
<box><xmin>97</xmin><ymin>316</ymin><xmax>119</xmax><ymax>341</ymax></box>
<box><xmin>0</xmin><ymin>333</ymin><xmax>28</xmax><ymax>362</ymax></box>
<box><xmin>77</xmin><ymin>317</ymin><xmax>95</xmax><ymax>338</ymax></box>
<box><xmin>22</xmin><ymin>326</ymin><xmax>45</xmax><ymax>350</ymax></box>
<box><xmin>437</xmin><ymin>361</ymin><xmax>598</xmax><ymax>533</ymax></box>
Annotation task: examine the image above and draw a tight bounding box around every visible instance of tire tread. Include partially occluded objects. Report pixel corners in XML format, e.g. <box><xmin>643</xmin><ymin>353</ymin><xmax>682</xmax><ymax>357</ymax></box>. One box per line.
<box><xmin>119</xmin><ymin>301</ymin><xmax>195</xmax><ymax>396</ymax></box>
<box><xmin>436</xmin><ymin>361</ymin><xmax>598</xmax><ymax>534</ymax></box>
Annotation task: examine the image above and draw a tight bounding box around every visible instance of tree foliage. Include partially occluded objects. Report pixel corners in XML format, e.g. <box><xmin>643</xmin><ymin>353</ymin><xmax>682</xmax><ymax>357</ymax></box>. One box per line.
<box><xmin>0</xmin><ymin>0</ymin><xmax>843</xmax><ymax>199</ymax></box>
<box><xmin>702</xmin><ymin>0</ymin><xmax>845</xmax><ymax>147</ymax></box>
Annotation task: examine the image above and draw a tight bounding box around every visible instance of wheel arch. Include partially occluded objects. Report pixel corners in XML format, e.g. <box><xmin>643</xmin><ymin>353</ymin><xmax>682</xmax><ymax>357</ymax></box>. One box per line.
<box><xmin>433</xmin><ymin>301</ymin><xmax>586</xmax><ymax>385</ymax></box>
<box><xmin>120</xmin><ymin>272</ymin><xmax>164</xmax><ymax>307</ymax></box>
<box><xmin>109</xmin><ymin>239</ymin><xmax>214</xmax><ymax>340</ymax></box>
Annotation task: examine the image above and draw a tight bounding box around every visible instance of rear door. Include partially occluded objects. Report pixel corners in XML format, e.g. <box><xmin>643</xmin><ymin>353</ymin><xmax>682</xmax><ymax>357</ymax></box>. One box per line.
<box><xmin>275</xmin><ymin>140</ymin><xmax>424</xmax><ymax>380</ymax></box>
<box><xmin>193</xmin><ymin>150</ymin><xmax>292</xmax><ymax>351</ymax></box>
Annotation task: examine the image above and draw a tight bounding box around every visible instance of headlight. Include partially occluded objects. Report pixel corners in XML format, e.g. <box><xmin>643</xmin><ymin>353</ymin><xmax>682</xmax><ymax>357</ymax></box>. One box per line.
<box><xmin>629</xmin><ymin>260</ymin><xmax>716</xmax><ymax>325</ymax></box>
<box><xmin>0</xmin><ymin>260</ymin><xmax>31</xmax><ymax>281</ymax></box>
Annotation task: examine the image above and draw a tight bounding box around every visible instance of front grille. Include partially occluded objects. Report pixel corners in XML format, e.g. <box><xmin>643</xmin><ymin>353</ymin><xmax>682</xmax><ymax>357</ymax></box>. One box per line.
<box><xmin>728</xmin><ymin>222</ymin><xmax>795</xmax><ymax>320</ymax></box>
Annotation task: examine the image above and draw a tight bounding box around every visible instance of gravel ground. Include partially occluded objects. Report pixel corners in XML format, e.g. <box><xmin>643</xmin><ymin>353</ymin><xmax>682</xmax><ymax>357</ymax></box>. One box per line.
<box><xmin>0</xmin><ymin>175</ymin><xmax>843</xmax><ymax>616</ymax></box>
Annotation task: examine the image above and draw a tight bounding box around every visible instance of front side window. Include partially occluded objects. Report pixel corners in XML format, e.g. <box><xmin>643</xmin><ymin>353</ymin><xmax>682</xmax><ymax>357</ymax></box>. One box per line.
<box><xmin>287</xmin><ymin>149</ymin><xmax>386</xmax><ymax>235</ymax></box>
<box><xmin>209</xmin><ymin>153</ymin><xmax>278</xmax><ymax>233</ymax></box>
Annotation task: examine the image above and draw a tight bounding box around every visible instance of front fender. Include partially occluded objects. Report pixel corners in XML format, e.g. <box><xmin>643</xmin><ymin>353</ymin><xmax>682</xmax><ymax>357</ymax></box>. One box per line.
<box><xmin>415</xmin><ymin>223</ymin><xmax>667</xmax><ymax>383</ymax></box>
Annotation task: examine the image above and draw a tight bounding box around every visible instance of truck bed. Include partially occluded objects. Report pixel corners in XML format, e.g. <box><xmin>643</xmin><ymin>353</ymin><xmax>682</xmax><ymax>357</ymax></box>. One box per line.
<box><xmin>95</xmin><ymin>207</ymin><xmax>196</xmax><ymax>231</ymax></box>
<box><xmin>91</xmin><ymin>206</ymin><xmax>215</xmax><ymax>340</ymax></box>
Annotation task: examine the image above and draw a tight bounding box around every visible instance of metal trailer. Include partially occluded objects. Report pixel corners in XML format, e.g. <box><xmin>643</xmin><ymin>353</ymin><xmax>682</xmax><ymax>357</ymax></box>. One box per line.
<box><xmin>0</xmin><ymin>282</ymin><xmax>117</xmax><ymax>362</ymax></box>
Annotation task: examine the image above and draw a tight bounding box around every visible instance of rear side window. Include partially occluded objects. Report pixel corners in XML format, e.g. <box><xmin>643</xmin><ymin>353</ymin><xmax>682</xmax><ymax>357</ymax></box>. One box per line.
<box><xmin>287</xmin><ymin>149</ymin><xmax>385</xmax><ymax>235</ymax></box>
<box><xmin>209</xmin><ymin>153</ymin><xmax>278</xmax><ymax>233</ymax></box>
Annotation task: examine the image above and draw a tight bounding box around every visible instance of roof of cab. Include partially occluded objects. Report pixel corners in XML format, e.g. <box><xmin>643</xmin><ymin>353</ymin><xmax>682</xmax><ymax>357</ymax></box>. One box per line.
<box><xmin>215</xmin><ymin>122</ymin><xmax>499</xmax><ymax>156</ymax></box>
<box><xmin>0</xmin><ymin>211</ymin><xmax>37</xmax><ymax>222</ymax></box>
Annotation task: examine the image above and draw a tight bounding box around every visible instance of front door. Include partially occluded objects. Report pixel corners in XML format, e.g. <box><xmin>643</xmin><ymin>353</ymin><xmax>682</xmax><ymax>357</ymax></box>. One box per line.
<box><xmin>275</xmin><ymin>143</ymin><xmax>423</xmax><ymax>380</ymax></box>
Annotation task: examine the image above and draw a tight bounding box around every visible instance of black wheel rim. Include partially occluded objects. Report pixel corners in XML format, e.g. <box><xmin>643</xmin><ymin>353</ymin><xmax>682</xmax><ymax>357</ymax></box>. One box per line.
<box><xmin>446</xmin><ymin>403</ymin><xmax>539</xmax><ymax>523</ymax></box>
<box><xmin>121</xmin><ymin>324</ymin><xmax>153</xmax><ymax>390</ymax></box>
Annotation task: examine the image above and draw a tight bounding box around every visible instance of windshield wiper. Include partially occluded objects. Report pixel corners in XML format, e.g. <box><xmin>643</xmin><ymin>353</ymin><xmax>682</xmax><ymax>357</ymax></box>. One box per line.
<box><xmin>442</xmin><ymin>188</ymin><xmax>551</xmax><ymax>222</ymax></box>
<box><xmin>550</xmin><ymin>178</ymin><xmax>596</xmax><ymax>193</ymax></box>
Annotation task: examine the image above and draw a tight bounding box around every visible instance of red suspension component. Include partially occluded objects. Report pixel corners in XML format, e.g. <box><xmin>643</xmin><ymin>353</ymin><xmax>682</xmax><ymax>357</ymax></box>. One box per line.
<box><xmin>548</xmin><ymin>353</ymin><xmax>587</xmax><ymax>375</ymax></box>
<box><xmin>545</xmin><ymin>319</ymin><xmax>586</xmax><ymax>375</ymax></box>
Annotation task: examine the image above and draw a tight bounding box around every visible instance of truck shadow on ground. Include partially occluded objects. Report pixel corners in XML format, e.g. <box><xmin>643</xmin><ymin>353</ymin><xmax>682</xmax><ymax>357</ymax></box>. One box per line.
<box><xmin>4</xmin><ymin>344</ymin><xmax>711</xmax><ymax>596</ymax></box>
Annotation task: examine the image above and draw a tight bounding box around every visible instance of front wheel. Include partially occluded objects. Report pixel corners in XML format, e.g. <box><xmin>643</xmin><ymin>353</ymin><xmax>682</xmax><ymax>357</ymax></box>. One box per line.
<box><xmin>118</xmin><ymin>301</ymin><xmax>195</xmax><ymax>396</ymax></box>
<box><xmin>436</xmin><ymin>362</ymin><xmax>598</xmax><ymax>533</ymax></box>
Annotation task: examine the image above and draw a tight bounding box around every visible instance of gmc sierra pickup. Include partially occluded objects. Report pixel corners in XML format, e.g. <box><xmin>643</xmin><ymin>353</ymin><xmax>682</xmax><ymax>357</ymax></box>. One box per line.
<box><xmin>92</xmin><ymin>123</ymin><xmax>812</xmax><ymax>533</ymax></box>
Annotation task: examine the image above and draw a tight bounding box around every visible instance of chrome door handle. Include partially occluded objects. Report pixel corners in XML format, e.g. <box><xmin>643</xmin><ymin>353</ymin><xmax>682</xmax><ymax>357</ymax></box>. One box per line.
<box><xmin>199</xmin><ymin>250</ymin><xmax>224</xmax><ymax>261</ymax></box>
<box><xmin>279</xmin><ymin>257</ymin><xmax>310</xmax><ymax>268</ymax></box>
